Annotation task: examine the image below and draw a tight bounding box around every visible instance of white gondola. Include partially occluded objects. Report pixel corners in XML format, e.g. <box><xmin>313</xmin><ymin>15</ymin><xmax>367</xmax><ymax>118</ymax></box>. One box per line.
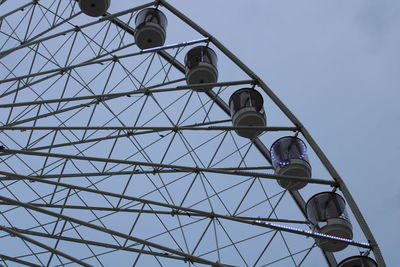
<box><xmin>184</xmin><ymin>46</ymin><xmax>218</xmax><ymax>92</ymax></box>
<box><xmin>135</xmin><ymin>8</ymin><xmax>168</xmax><ymax>49</ymax></box>
<box><xmin>337</xmin><ymin>255</ymin><xmax>378</xmax><ymax>267</ymax></box>
<box><xmin>229</xmin><ymin>88</ymin><xmax>266</xmax><ymax>139</ymax></box>
<box><xmin>306</xmin><ymin>192</ymin><xmax>353</xmax><ymax>252</ymax></box>
<box><xmin>270</xmin><ymin>136</ymin><xmax>311</xmax><ymax>190</ymax></box>
<box><xmin>78</xmin><ymin>0</ymin><xmax>110</xmax><ymax>17</ymax></box>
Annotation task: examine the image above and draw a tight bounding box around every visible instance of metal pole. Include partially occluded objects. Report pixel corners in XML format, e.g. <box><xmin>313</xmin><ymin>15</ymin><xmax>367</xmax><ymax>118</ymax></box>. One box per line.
<box><xmin>0</xmin><ymin>195</ymin><xmax>221</xmax><ymax>266</ymax></box>
<box><xmin>0</xmin><ymin>2</ymin><xmax>158</xmax><ymax>59</ymax></box>
<box><xmin>0</xmin><ymin>225</ymin><xmax>92</xmax><ymax>267</ymax></box>
<box><xmin>0</xmin><ymin>150</ymin><xmax>336</xmax><ymax>186</ymax></box>
<box><xmin>0</xmin><ymin>171</ymin><xmax>370</xmax><ymax>249</ymax></box>
<box><xmin>3</xmin><ymin>227</ymin><xmax>187</xmax><ymax>262</ymax></box>
<box><xmin>0</xmin><ymin>37</ymin><xmax>208</xmax><ymax>84</ymax></box>
<box><xmin>0</xmin><ymin>79</ymin><xmax>255</xmax><ymax>108</ymax></box>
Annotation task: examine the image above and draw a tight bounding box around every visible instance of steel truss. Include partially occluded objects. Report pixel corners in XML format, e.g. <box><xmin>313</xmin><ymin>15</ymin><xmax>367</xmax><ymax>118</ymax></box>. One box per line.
<box><xmin>0</xmin><ymin>0</ymin><xmax>384</xmax><ymax>266</ymax></box>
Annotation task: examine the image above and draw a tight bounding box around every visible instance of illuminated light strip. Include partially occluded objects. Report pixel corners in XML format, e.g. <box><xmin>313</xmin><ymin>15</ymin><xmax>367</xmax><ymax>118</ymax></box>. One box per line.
<box><xmin>268</xmin><ymin>223</ymin><xmax>371</xmax><ymax>248</ymax></box>
<box><xmin>0</xmin><ymin>169</ymin><xmax>367</xmax><ymax>248</ymax></box>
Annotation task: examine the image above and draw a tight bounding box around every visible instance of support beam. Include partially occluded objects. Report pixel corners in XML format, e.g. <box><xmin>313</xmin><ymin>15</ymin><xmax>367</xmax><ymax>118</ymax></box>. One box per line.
<box><xmin>0</xmin><ymin>37</ymin><xmax>209</xmax><ymax>84</ymax></box>
<box><xmin>0</xmin><ymin>171</ymin><xmax>371</xmax><ymax>249</ymax></box>
<box><xmin>0</xmin><ymin>150</ymin><xmax>337</xmax><ymax>186</ymax></box>
<box><xmin>0</xmin><ymin>2</ymin><xmax>158</xmax><ymax>59</ymax></box>
<box><xmin>1</xmin><ymin>79</ymin><xmax>241</xmax><ymax>128</ymax></box>
<box><xmin>0</xmin><ymin>125</ymin><xmax>298</xmax><ymax>132</ymax></box>
<box><xmin>0</xmin><ymin>253</ymin><xmax>42</xmax><ymax>267</ymax></box>
<box><xmin>3</xmin><ymin>227</ymin><xmax>187</xmax><ymax>262</ymax></box>
<box><xmin>0</xmin><ymin>202</ymin><xmax>308</xmax><ymax>224</ymax></box>
<box><xmin>3</xmin><ymin>120</ymin><xmax>233</xmax><ymax>152</ymax></box>
<box><xmin>0</xmin><ymin>166</ymin><xmax>273</xmax><ymax>180</ymax></box>
<box><xmin>0</xmin><ymin>1</ymin><xmax>36</xmax><ymax>21</ymax></box>
<box><xmin>0</xmin><ymin>194</ymin><xmax>225</xmax><ymax>266</ymax></box>
<box><xmin>0</xmin><ymin>79</ymin><xmax>254</xmax><ymax>108</ymax></box>
<box><xmin>0</xmin><ymin>42</ymin><xmax>137</xmax><ymax>99</ymax></box>
<box><xmin>0</xmin><ymin>225</ymin><xmax>91</xmax><ymax>267</ymax></box>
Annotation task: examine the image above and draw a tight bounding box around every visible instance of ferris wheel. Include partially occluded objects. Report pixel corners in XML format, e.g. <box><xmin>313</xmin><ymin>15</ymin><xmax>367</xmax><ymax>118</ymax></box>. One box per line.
<box><xmin>0</xmin><ymin>0</ymin><xmax>385</xmax><ymax>266</ymax></box>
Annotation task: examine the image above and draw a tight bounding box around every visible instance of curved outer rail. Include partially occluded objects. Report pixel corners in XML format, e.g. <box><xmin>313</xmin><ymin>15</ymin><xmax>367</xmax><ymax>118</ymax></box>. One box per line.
<box><xmin>0</xmin><ymin>0</ymin><xmax>385</xmax><ymax>266</ymax></box>
<box><xmin>158</xmin><ymin>1</ymin><xmax>385</xmax><ymax>266</ymax></box>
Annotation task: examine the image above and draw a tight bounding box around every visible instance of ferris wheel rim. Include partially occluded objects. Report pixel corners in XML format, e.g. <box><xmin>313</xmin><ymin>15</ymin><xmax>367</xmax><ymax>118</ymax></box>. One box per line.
<box><xmin>0</xmin><ymin>0</ymin><xmax>384</xmax><ymax>266</ymax></box>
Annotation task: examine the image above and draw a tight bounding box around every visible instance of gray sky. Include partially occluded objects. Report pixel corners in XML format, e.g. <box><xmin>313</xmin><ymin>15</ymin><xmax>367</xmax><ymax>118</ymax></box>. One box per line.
<box><xmin>172</xmin><ymin>0</ymin><xmax>400</xmax><ymax>265</ymax></box>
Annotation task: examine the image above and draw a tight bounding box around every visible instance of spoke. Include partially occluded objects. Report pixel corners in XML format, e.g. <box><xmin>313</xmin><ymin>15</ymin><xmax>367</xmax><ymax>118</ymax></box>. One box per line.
<box><xmin>0</xmin><ymin>194</ymin><xmax>221</xmax><ymax>266</ymax></box>
<box><xmin>0</xmin><ymin>37</ymin><xmax>208</xmax><ymax>84</ymax></box>
<box><xmin>0</xmin><ymin>253</ymin><xmax>42</xmax><ymax>267</ymax></box>
<box><xmin>214</xmin><ymin>218</ymin><xmax>249</xmax><ymax>266</ymax></box>
<box><xmin>0</xmin><ymin>149</ymin><xmax>337</xmax><ymax>186</ymax></box>
<box><xmin>0</xmin><ymin>40</ymin><xmax>137</xmax><ymax>99</ymax></box>
<box><xmin>0</xmin><ymin>2</ymin><xmax>157</xmax><ymax>59</ymax></box>
<box><xmin>0</xmin><ymin>79</ymin><xmax>253</xmax><ymax>107</ymax></box>
<box><xmin>297</xmin><ymin>244</ymin><xmax>316</xmax><ymax>266</ymax></box>
<box><xmin>0</xmin><ymin>225</ymin><xmax>91</xmax><ymax>267</ymax></box>
<box><xmin>7</xmin><ymin>228</ymin><xmax>190</xmax><ymax>262</ymax></box>
<box><xmin>253</xmin><ymin>231</ymin><xmax>279</xmax><ymax>266</ymax></box>
<box><xmin>0</xmin><ymin>171</ymin><xmax>372</xmax><ymax>250</ymax></box>
<box><xmin>0</xmin><ymin>2</ymin><xmax>36</xmax><ymax>20</ymax></box>
<box><xmin>262</xmin><ymin>246</ymin><xmax>316</xmax><ymax>267</ymax></box>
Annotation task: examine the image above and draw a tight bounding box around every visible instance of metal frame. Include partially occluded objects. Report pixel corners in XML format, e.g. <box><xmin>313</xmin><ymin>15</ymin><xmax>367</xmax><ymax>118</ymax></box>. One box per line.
<box><xmin>157</xmin><ymin>1</ymin><xmax>385</xmax><ymax>266</ymax></box>
<box><xmin>0</xmin><ymin>0</ymin><xmax>385</xmax><ymax>266</ymax></box>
